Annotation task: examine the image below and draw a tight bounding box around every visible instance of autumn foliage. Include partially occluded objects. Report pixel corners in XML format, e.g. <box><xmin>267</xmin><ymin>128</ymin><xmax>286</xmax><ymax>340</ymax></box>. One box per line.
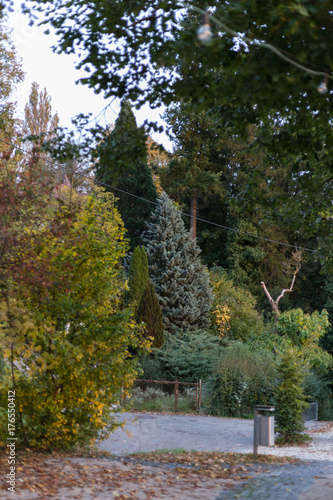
<box><xmin>0</xmin><ymin>165</ymin><xmax>148</xmax><ymax>448</ymax></box>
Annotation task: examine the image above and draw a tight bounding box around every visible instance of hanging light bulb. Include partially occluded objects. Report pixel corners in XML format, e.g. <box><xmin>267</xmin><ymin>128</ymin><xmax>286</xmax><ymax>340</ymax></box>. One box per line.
<box><xmin>318</xmin><ymin>75</ymin><xmax>328</xmax><ymax>95</ymax></box>
<box><xmin>197</xmin><ymin>11</ymin><xmax>213</xmax><ymax>43</ymax></box>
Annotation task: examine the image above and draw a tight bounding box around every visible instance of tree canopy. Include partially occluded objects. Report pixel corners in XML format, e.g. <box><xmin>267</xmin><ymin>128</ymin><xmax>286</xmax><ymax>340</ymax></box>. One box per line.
<box><xmin>0</xmin><ymin>24</ymin><xmax>24</xmax><ymax>139</ymax></box>
<box><xmin>21</xmin><ymin>2</ymin><xmax>333</xmax><ymax>261</ymax></box>
<box><xmin>0</xmin><ymin>186</ymin><xmax>148</xmax><ymax>448</ymax></box>
<box><xmin>22</xmin><ymin>1</ymin><xmax>333</xmax><ymax>110</ymax></box>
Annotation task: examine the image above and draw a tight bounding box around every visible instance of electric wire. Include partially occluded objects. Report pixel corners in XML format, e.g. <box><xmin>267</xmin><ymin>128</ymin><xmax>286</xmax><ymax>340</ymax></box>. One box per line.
<box><xmin>0</xmin><ymin>137</ymin><xmax>316</xmax><ymax>253</ymax></box>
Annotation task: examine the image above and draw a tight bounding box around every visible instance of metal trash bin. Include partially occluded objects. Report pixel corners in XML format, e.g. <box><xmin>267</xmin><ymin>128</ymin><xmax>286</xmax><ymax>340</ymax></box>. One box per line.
<box><xmin>253</xmin><ymin>405</ymin><xmax>275</xmax><ymax>455</ymax></box>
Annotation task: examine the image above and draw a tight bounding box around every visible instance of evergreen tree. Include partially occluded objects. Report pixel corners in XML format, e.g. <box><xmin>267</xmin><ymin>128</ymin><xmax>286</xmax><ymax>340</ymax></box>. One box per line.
<box><xmin>136</xmin><ymin>280</ymin><xmax>164</xmax><ymax>348</ymax></box>
<box><xmin>128</xmin><ymin>246</ymin><xmax>149</xmax><ymax>304</ymax></box>
<box><xmin>95</xmin><ymin>99</ymin><xmax>147</xmax><ymax>184</ymax></box>
<box><xmin>162</xmin><ymin>102</ymin><xmax>224</xmax><ymax>239</ymax></box>
<box><xmin>116</xmin><ymin>161</ymin><xmax>158</xmax><ymax>248</ymax></box>
<box><xmin>95</xmin><ymin>100</ymin><xmax>157</xmax><ymax>248</ymax></box>
<box><xmin>143</xmin><ymin>192</ymin><xmax>213</xmax><ymax>333</ymax></box>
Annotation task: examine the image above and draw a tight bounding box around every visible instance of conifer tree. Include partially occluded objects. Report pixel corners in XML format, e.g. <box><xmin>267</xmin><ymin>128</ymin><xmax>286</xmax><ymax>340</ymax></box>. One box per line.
<box><xmin>162</xmin><ymin>102</ymin><xmax>224</xmax><ymax>240</ymax></box>
<box><xmin>275</xmin><ymin>350</ymin><xmax>308</xmax><ymax>444</ymax></box>
<box><xmin>96</xmin><ymin>99</ymin><xmax>147</xmax><ymax>183</ymax></box>
<box><xmin>116</xmin><ymin>161</ymin><xmax>158</xmax><ymax>248</ymax></box>
<box><xmin>136</xmin><ymin>280</ymin><xmax>164</xmax><ymax>348</ymax></box>
<box><xmin>95</xmin><ymin>100</ymin><xmax>157</xmax><ymax>248</ymax></box>
<box><xmin>143</xmin><ymin>192</ymin><xmax>213</xmax><ymax>333</ymax></box>
<box><xmin>128</xmin><ymin>246</ymin><xmax>149</xmax><ymax>304</ymax></box>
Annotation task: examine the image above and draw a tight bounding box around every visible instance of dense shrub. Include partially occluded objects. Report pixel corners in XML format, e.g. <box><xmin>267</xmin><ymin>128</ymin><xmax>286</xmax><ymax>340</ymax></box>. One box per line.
<box><xmin>277</xmin><ymin>309</ymin><xmax>332</xmax><ymax>376</ymax></box>
<box><xmin>275</xmin><ymin>349</ymin><xmax>309</xmax><ymax>443</ymax></box>
<box><xmin>0</xmin><ymin>190</ymin><xmax>148</xmax><ymax>450</ymax></box>
<box><xmin>210</xmin><ymin>267</ymin><xmax>264</xmax><ymax>341</ymax></box>
<box><xmin>140</xmin><ymin>329</ymin><xmax>222</xmax><ymax>382</ymax></box>
<box><xmin>205</xmin><ymin>343</ymin><xmax>276</xmax><ymax>418</ymax></box>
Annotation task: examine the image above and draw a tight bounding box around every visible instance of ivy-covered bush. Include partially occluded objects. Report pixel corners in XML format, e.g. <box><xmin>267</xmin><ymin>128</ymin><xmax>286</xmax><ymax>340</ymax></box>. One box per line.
<box><xmin>205</xmin><ymin>343</ymin><xmax>276</xmax><ymax>418</ymax></box>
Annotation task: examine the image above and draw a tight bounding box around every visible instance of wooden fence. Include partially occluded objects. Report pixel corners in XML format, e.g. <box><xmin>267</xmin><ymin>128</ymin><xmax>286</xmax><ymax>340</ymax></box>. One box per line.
<box><xmin>126</xmin><ymin>379</ymin><xmax>203</xmax><ymax>412</ymax></box>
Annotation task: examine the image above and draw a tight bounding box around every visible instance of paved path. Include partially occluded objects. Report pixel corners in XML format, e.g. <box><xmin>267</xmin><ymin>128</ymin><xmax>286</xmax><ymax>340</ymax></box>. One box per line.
<box><xmin>100</xmin><ymin>413</ymin><xmax>256</xmax><ymax>455</ymax></box>
<box><xmin>99</xmin><ymin>412</ymin><xmax>333</xmax><ymax>499</ymax></box>
<box><xmin>99</xmin><ymin>412</ymin><xmax>332</xmax><ymax>460</ymax></box>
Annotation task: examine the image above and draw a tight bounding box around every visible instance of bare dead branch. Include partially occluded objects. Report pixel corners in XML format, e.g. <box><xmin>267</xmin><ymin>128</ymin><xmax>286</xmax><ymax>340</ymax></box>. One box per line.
<box><xmin>260</xmin><ymin>250</ymin><xmax>303</xmax><ymax>324</ymax></box>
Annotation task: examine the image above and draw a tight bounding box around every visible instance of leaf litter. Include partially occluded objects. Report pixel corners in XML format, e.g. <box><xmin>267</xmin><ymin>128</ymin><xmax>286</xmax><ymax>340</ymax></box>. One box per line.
<box><xmin>0</xmin><ymin>448</ymin><xmax>300</xmax><ymax>499</ymax></box>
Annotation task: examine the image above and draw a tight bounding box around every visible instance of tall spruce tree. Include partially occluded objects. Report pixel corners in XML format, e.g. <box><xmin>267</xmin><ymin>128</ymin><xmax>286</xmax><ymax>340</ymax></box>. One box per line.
<box><xmin>136</xmin><ymin>280</ymin><xmax>164</xmax><ymax>348</ymax></box>
<box><xmin>95</xmin><ymin>100</ymin><xmax>157</xmax><ymax>248</ymax></box>
<box><xmin>143</xmin><ymin>192</ymin><xmax>213</xmax><ymax>333</ymax></box>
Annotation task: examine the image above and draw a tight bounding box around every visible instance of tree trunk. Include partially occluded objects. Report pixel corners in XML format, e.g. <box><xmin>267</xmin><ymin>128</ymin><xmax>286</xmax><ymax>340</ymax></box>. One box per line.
<box><xmin>190</xmin><ymin>193</ymin><xmax>197</xmax><ymax>240</ymax></box>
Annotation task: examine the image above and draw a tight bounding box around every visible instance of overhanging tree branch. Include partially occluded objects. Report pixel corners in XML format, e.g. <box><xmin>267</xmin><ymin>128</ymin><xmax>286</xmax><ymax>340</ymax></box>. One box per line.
<box><xmin>189</xmin><ymin>5</ymin><xmax>333</xmax><ymax>81</ymax></box>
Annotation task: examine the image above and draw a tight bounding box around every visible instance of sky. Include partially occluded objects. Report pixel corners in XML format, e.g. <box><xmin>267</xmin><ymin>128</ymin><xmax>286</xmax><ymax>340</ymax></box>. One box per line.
<box><xmin>7</xmin><ymin>3</ymin><xmax>172</xmax><ymax>150</ymax></box>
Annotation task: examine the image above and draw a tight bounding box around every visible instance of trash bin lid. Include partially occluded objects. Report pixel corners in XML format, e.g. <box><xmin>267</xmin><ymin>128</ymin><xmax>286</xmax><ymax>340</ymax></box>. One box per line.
<box><xmin>254</xmin><ymin>405</ymin><xmax>275</xmax><ymax>412</ymax></box>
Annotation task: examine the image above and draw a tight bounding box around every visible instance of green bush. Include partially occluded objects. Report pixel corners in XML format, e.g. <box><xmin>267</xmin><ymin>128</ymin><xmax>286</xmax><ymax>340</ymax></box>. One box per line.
<box><xmin>138</xmin><ymin>329</ymin><xmax>223</xmax><ymax>389</ymax></box>
<box><xmin>276</xmin><ymin>309</ymin><xmax>332</xmax><ymax>373</ymax></box>
<box><xmin>150</xmin><ymin>329</ymin><xmax>223</xmax><ymax>382</ymax></box>
<box><xmin>139</xmin><ymin>355</ymin><xmax>166</xmax><ymax>382</ymax></box>
<box><xmin>205</xmin><ymin>343</ymin><xmax>276</xmax><ymax>418</ymax></box>
<box><xmin>275</xmin><ymin>350</ymin><xmax>309</xmax><ymax>443</ymax></box>
<box><xmin>210</xmin><ymin>267</ymin><xmax>264</xmax><ymax>341</ymax></box>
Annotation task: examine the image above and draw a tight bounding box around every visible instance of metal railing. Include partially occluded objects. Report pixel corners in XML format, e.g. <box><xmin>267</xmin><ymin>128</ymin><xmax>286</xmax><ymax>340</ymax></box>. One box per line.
<box><xmin>123</xmin><ymin>379</ymin><xmax>202</xmax><ymax>412</ymax></box>
<box><xmin>303</xmin><ymin>402</ymin><xmax>318</xmax><ymax>424</ymax></box>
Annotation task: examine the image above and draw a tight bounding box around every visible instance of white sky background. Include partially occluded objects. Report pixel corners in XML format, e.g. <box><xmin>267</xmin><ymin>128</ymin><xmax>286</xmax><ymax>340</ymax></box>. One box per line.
<box><xmin>7</xmin><ymin>3</ymin><xmax>172</xmax><ymax>150</ymax></box>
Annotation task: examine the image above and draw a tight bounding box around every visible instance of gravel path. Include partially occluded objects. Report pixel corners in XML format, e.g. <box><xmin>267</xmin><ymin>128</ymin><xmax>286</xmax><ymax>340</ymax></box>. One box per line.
<box><xmin>99</xmin><ymin>412</ymin><xmax>333</xmax><ymax>460</ymax></box>
<box><xmin>99</xmin><ymin>412</ymin><xmax>333</xmax><ymax>499</ymax></box>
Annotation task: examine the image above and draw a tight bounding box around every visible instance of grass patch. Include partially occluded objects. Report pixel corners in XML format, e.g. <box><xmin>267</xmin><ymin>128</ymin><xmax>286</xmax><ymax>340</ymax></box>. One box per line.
<box><xmin>275</xmin><ymin>433</ymin><xmax>312</xmax><ymax>446</ymax></box>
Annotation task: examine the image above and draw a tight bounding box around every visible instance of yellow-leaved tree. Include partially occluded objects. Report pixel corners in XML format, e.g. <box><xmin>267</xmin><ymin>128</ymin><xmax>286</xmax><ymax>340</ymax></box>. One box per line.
<box><xmin>0</xmin><ymin>187</ymin><xmax>149</xmax><ymax>449</ymax></box>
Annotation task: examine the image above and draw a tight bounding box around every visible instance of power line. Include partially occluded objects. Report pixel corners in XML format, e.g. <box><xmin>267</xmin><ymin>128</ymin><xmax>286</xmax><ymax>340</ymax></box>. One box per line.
<box><xmin>83</xmin><ymin>98</ymin><xmax>119</xmax><ymax>126</ymax></box>
<box><xmin>0</xmin><ymin>137</ymin><xmax>316</xmax><ymax>253</ymax></box>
